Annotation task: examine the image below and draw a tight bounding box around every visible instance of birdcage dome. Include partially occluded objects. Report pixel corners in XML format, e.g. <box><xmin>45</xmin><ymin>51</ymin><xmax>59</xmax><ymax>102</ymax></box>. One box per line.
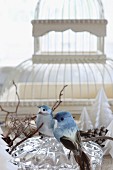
<box><xmin>1</xmin><ymin>58</ymin><xmax>113</xmax><ymax>104</ymax></box>
<box><xmin>35</xmin><ymin>0</ymin><xmax>104</xmax><ymax>20</ymax></box>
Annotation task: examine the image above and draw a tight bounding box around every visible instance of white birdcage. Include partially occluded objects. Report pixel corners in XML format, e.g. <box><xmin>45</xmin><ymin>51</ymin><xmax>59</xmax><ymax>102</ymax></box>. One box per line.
<box><xmin>0</xmin><ymin>0</ymin><xmax>113</xmax><ymax>119</ymax></box>
<box><xmin>33</xmin><ymin>0</ymin><xmax>106</xmax><ymax>63</ymax></box>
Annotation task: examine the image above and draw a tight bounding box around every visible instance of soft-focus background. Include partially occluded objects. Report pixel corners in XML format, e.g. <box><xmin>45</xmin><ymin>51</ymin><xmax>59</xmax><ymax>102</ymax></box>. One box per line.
<box><xmin>0</xmin><ymin>0</ymin><xmax>113</xmax><ymax>67</ymax></box>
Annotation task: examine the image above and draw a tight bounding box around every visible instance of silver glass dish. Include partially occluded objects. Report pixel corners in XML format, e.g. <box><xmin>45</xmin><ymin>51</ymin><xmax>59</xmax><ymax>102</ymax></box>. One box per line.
<box><xmin>11</xmin><ymin>137</ymin><xmax>103</xmax><ymax>170</ymax></box>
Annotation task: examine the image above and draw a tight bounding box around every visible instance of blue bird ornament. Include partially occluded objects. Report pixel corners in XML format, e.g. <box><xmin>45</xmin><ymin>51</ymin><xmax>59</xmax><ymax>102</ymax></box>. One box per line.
<box><xmin>36</xmin><ymin>105</ymin><xmax>54</xmax><ymax>137</ymax></box>
<box><xmin>53</xmin><ymin>111</ymin><xmax>91</xmax><ymax>170</ymax></box>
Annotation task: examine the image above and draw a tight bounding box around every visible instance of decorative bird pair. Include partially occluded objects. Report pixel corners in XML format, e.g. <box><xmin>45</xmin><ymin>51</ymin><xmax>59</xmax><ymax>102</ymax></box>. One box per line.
<box><xmin>36</xmin><ymin>105</ymin><xmax>91</xmax><ymax>170</ymax></box>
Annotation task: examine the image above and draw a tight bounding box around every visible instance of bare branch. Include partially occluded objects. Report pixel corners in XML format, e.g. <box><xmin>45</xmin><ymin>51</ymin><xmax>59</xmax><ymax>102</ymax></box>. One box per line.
<box><xmin>0</xmin><ymin>81</ymin><xmax>44</xmax><ymax>154</ymax></box>
<box><xmin>52</xmin><ymin>85</ymin><xmax>68</xmax><ymax>112</ymax></box>
<box><xmin>12</xmin><ymin>80</ymin><xmax>20</xmax><ymax>114</ymax></box>
<box><xmin>0</xmin><ymin>81</ymin><xmax>20</xmax><ymax>122</ymax></box>
<box><xmin>9</xmin><ymin>123</ymin><xmax>43</xmax><ymax>154</ymax></box>
<box><xmin>82</xmin><ymin>136</ymin><xmax>113</xmax><ymax>142</ymax></box>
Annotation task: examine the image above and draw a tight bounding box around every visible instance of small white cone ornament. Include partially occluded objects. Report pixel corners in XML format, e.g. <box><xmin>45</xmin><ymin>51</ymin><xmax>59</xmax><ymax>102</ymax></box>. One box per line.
<box><xmin>78</xmin><ymin>107</ymin><xmax>93</xmax><ymax>131</ymax></box>
<box><xmin>90</xmin><ymin>87</ymin><xmax>113</xmax><ymax>128</ymax></box>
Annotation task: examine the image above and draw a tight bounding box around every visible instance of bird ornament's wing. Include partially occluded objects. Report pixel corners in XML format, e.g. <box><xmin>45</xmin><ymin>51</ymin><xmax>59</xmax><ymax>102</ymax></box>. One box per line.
<box><xmin>36</xmin><ymin>114</ymin><xmax>42</xmax><ymax>127</ymax></box>
<box><xmin>60</xmin><ymin>135</ymin><xmax>78</xmax><ymax>151</ymax></box>
<box><xmin>60</xmin><ymin>134</ymin><xmax>91</xmax><ymax>170</ymax></box>
<box><xmin>74</xmin><ymin>131</ymin><xmax>91</xmax><ymax>170</ymax></box>
<box><xmin>76</xmin><ymin>130</ymin><xmax>82</xmax><ymax>150</ymax></box>
<box><xmin>60</xmin><ymin>130</ymin><xmax>81</xmax><ymax>151</ymax></box>
<box><xmin>50</xmin><ymin>117</ymin><xmax>55</xmax><ymax>129</ymax></box>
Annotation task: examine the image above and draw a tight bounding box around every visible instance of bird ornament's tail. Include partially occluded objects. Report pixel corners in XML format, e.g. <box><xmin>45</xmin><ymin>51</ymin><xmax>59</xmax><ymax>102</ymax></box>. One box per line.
<box><xmin>74</xmin><ymin>150</ymin><xmax>90</xmax><ymax>170</ymax></box>
<box><xmin>60</xmin><ymin>136</ymin><xmax>91</xmax><ymax>170</ymax></box>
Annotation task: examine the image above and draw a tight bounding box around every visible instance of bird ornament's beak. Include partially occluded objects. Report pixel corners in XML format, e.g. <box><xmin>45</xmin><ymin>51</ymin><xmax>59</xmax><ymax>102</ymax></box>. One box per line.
<box><xmin>37</xmin><ymin>106</ymin><xmax>43</xmax><ymax>115</ymax></box>
<box><xmin>38</xmin><ymin>111</ymin><xmax>43</xmax><ymax>115</ymax></box>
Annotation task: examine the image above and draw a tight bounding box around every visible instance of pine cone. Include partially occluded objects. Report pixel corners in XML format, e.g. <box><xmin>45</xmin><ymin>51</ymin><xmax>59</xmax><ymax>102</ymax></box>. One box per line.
<box><xmin>80</xmin><ymin>127</ymin><xmax>108</xmax><ymax>147</ymax></box>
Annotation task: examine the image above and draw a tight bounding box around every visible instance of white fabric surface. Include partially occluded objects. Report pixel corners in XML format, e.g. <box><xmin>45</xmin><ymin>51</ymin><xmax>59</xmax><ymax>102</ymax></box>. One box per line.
<box><xmin>0</xmin><ymin>127</ymin><xmax>18</xmax><ymax>170</ymax></box>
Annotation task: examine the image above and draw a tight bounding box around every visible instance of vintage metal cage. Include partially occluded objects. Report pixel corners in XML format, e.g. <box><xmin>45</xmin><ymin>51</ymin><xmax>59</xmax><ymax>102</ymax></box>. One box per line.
<box><xmin>0</xmin><ymin>0</ymin><xmax>113</xmax><ymax>119</ymax></box>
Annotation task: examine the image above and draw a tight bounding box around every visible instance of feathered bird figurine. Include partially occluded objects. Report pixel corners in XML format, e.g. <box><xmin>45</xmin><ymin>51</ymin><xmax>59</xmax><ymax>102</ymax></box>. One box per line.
<box><xmin>36</xmin><ymin>105</ymin><xmax>54</xmax><ymax>137</ymax></box>
<box><xmin>53</xmin><ymin>111</ymin><xmax>91</xmax><ymax>170</ymax></box>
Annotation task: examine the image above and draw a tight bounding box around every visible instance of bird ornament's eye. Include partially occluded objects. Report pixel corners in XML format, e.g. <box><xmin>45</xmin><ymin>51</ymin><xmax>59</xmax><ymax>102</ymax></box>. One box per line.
<box><xmin>61</xmin><ymin>117</ymin><xmax>64</xmax><ymax>121</ymax></box>
<box><xmin>39</xmin><ymin>107</ymin><xmax>48</xmax><ymax>114</ymax></box>
<box><xmin>40</xmin><ymin>107</ymin><xmax>46</xmax><ymax>113</ymax></box>
<box><xmin>38</xmin><ymin>106</ymin><xmax>50</xmax><ymax>115</ymax></box>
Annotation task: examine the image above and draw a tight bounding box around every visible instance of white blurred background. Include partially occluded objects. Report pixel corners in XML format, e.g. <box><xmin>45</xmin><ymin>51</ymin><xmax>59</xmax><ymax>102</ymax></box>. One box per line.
<box><xmin>0</xmin><ymin>0</ymin><xmax>112</xmax><ymax>66</ymax></box>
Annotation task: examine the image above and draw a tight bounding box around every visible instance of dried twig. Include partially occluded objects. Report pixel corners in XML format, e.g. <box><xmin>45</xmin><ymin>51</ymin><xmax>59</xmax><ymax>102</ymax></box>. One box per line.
<box><xmin>52</xmin><ymin>85</ymin><xmax>68</xmax><ymax>111</ymax></box>
<box><xmin>82</xmin><ymin>136</ymin><xmax>113</xmax><ymax>142</ymax></box>
<box><xmin>7</xmin><ymin>115</ymin><xmax>36</xmax><ymax>139</ymax></box>
<box><xmin>2</xmin><ymin>109</ymin><xmax>37</xmax><ymax>148</ymax></box>
<box><xmin>0</xmin><ymin>81</ymin><xmax>20</xmax><ymax>122</ymax></box>
<box><xmin>0</xmin><ymin>82</ymin><xmax>38</xmax><ymax>148</ymax></box>
<box><xmin>12</xmin><ymin>80</ymin><xmax>20</xmax><ymax>113</ymax></box>
<box><xmin>9</xmin><ymin>123</ymin><xmax>43</xmax><ymax>154</ymax></box>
